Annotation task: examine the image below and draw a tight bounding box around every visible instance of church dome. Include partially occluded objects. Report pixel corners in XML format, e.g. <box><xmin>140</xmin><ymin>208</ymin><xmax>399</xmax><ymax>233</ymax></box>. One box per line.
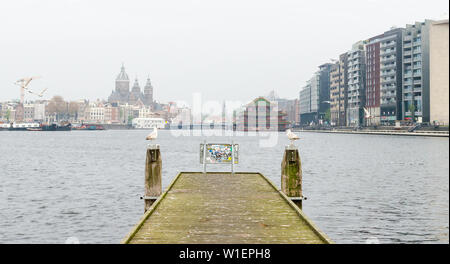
<box><xmin>131</xmin><ymin>78</ymin><xmax>141</xmax><ymax>93</ymax></box>
<box><xmin>116</xmin><ymin>64</ymin><xmax>129</xmax><ymax>81</ymax></box>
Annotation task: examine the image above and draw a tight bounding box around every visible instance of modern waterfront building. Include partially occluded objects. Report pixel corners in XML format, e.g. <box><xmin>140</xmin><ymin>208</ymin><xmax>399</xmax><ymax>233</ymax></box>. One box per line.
<box><xmin>306</xmin><ymin>18</ymin><xmax>448</xmax><ymax>127</ymax></box>
<box><xmin>379</xmin><ymin>28</ymin><xmax>404</xmax><ymax>124</ymax></box>
<box><xmin>346</xmin><ymin>41</ymin><xmax>366</xmax><ymax>126</ymax></box>
<box><xmin>318</xmin><ymin>63</ymin><xmax>333</xmax><ymax>123</ymax></box>
<box><xmin>429</xmin><ymin>19</ymin><xmax>449</xmax><ymax>125</ymax></box>
<box><xmin>299</xmin><ymin>73</ymin><xmax>320</xmax><ymax>125</ymax></box>
<box><xmin>401</xmin><ymin>20</ymin><xmax>433</xmax><ymax>123</ymax></box>
<box><xmin>329</xmin><ymin>62</ymin><xmax>340</xmax><ymax>126</ymax></box>
<box><xmin>365</xmin><ymin>28</ymin><xmax>404</xmax><ymax>126</ymax></box>
<box><xmin>299</xmin><ymin>64</ymin><xmax>332</xmax><ymax>126</ymax></box>
<box><xmin>365</xmin><ymin>35</ymin><xmax>382</xmax><ymax>126</ymax></box>
<box><xmin>329</xmin><ymin>53</ymin><xmax>348</xmax><ymax>127</ymax></box>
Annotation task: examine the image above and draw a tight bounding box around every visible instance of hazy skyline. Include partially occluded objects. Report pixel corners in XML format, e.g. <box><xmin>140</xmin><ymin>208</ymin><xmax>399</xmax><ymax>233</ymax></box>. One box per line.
<box><xmin>1</xmin><ymin>0</ymin><xmax>448</xmax><ymax>104</ymax></box>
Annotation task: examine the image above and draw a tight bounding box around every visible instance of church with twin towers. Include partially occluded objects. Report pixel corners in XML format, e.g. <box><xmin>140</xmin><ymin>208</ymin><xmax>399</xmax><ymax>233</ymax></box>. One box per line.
<box><xmin>108</xmin><ymin>64</ymin><xmax>154</xmax><ymax>107</ymax></box>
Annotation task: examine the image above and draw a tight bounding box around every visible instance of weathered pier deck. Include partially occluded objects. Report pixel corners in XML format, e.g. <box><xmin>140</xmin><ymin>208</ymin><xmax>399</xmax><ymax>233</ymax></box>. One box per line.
<box><xmin>122</xmin><ymin>172</ymin><xmax>331</xmax><ymax>244</ymax></box>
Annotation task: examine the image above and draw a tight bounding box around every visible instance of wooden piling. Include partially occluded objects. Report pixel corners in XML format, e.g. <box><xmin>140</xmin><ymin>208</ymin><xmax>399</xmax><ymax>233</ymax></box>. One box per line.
<box><xmin>144</xmin><ymin>145</ymin><xmax>162</xmax><ymax>212</ymax></box>
<box><xmin>281</xmin><ymin>146</ymin><xmax>303</xmax><ymax>209</ymax></box>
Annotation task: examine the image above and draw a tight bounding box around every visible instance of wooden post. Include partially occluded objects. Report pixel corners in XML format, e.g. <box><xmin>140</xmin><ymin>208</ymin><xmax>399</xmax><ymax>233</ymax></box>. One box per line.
<box><xmin>202</xmin><ymin>141</ymin><xmax>207</xmax><ymax>174</ymax></box>
<box><xmin>231</xmin><ymin>141</ymin><xmax>235</xmax><ymax>175</ymax></box>
<box><xmin>281</xmin><ymin>146</ymin><xmax>303</xmax><ymax>209</ymax></box>
<box><xmin>144</xmin><ymin>145</ymin><xmax>162</xmax><ymax>212</ymax></box>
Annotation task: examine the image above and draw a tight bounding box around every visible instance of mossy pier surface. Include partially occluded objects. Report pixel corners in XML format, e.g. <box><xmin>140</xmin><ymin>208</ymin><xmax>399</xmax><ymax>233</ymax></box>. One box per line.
<box><xmin>122</xmin><ymin>172</ymin><xmax>332</xmax><ymax>244</ymax></box>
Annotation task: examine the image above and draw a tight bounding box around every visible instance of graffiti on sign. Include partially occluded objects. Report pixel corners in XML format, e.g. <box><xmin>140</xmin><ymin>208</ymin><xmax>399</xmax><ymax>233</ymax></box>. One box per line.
<box><xmin>200</xmin><ymin>144</ymin><xmax>239</xmax><ymax>164</ymax></box>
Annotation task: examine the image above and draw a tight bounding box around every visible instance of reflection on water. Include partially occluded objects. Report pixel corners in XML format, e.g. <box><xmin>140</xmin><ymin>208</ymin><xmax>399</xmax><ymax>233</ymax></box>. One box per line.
<box><xmin>0</xmin><ymin>130</ymin><xmax>448</xmax><ymax>243</ymax></box>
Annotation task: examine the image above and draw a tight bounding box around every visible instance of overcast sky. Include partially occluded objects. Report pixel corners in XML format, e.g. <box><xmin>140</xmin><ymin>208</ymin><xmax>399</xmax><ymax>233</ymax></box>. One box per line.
<box><xmin>0</xmin><ymin>0</ymin><xmax>448</xmax><ymax>104</ymax></box>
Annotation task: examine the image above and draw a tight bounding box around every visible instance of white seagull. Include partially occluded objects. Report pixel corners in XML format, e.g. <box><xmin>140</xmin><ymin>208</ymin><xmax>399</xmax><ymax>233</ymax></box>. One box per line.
<box><xmin>286</xmin><ymin>129</ymin><xmax>300</xmax><ymax>146</ymax></box>
<box><xmin>363</xmin><ymin>107</ymin><xmax>372</xmax><ymax>119</ymax></box>
<box><xmin>145</xmin><ymin>127</ymin><xmax>158</xmax><ymax>140</ymax></box>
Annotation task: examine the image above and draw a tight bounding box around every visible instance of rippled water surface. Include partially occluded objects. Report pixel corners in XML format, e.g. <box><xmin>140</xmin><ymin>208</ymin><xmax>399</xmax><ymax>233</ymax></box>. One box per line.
<box><xmin>0</xmin><ymin>130</ymin><xmax>448</xmax><ymax>243</ymax></box>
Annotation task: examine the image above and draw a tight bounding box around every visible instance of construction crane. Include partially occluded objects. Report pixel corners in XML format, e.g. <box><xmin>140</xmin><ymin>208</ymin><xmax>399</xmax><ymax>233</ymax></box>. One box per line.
<box><xmin>27</xmin><ymin>87</ymin><xmax>48</xmax><ymax>98</ymax></box>
<box><xmin>14</xmin><ymin>76</ymin><xmax>47</xmax><ymax>104</ymax></box>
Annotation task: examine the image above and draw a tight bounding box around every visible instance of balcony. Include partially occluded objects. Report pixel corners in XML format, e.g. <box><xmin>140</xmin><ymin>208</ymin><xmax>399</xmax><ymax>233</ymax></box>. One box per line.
<box><xmin>381</xmin><ymin>93</ymin><xmax>396</xmax><ymax>99</ymax></box>
<box><xmin>382</xmin><ymin>87</ymin><xmax>397</xmax><ymax>94</ymax></box>
<box><xmin>381</xmin><ymin>72</ymin><xmax>395</xmax><ymax>78</ymax></box>
<box><xmin>382</xmin><ymin>62</ymin><xmax>396</xmax><ymax>69</ymax></box>
<box><xmin>382</xmin><ymin>78</ymin><xmax>396</xmax><ymax>84</ymax></box>
<box><xmin>381</xmin><ymin>49</ymin><xmax>396</xmax><ymax>55</ymax></box>
<box><xmin>381</xmin><ymin>100</ymin><xmax>396</xmax><ymax>106</ymax></box>
<box><xmin>381</xmin><ymin>57</ymin><xmax>396</xmax><ymax>64</ymax></box>
<box><xmin>402</xmin><ymin>87</ymin><xmax>412</xmax><ymax>93</ymax></box>
<box><xmin>413</xmin><ymin>87</ymin><xmax>422</xmax><ymax>93</ymax></box>
<box><xmin>404</xmin><ymin>95</ymin><xmax>413</xmax><ymax>101</ymax></box>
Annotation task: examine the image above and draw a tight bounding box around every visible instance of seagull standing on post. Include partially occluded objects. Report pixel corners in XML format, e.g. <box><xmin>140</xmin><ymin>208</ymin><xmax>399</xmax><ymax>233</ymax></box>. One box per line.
<box><xmin>286</xmin><ymin>129</ymin><xmax>300</xmax><ymax>147</ymax></box>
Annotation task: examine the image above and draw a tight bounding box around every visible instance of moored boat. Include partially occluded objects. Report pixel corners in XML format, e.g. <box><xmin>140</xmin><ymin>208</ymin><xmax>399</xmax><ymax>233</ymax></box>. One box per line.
<box><xmin>41</xmin><ymin>123</ymin><xmax>72</xmax><ymax>131</ymax></box>
<box><xmin>0</xmin><ymin>123</ymin><xmax>11</xmax><ymax>131</ymax></box>
<box><xmin>72</xmin><ymin>124</ymin><xmax>105</xmax><ymax>130</ymax></box>
<box><xmin>8</xmin><ymin>122</ymin><xmax>41</xmax><ymax>131</ymax></box>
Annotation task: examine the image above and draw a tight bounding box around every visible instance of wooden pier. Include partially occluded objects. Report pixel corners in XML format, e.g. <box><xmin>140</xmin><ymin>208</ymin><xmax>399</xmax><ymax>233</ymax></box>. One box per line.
<box><xmin>122</xmin><ymin>145</ymin><xmax>332</xmax><ymax>244</ymax></box>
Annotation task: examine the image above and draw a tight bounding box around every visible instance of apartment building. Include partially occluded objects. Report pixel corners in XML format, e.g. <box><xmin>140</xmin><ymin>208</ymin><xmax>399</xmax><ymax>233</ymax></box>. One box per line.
<box><xmin>365</xmin><ymin>28</ymin><xmax>404</xmax><ymax>126</ymax></box>
<box><xmin>347</xmin><ymin>41</ymin><xmax>366</xmax><ymax>126</ymax></box>
<box><xmin>318</xmin><ymin>63</ymin><xmax>333</xmax><ymax>123</ymax></box>
<box><xmin>23</xmin><ymin>104</ymin><xmax>35</xmax><ymax>122</ymax></box>
<box><xmin>365</xmin><ymin>35</ymin><xmax>382</xmax><ymax>126</ymax></box>
<box><xmin>330</xmin><ymin>63</ymin><xmax>340</xmax><ymax>126</ymax></box>
<box><xmin>299</xmin><ymin>73</ymin><xmax>320</xmax><ymax>125</ymax></box>
<box><xmin>329</xmin><ymin>53</ymin><xmax>348</xmax><ymax>127</ymax></box>
<box><xmin>429</xmin><ymin>19</ymin><xmax>449</xmax><ymax>125</ymax></box>
<box><xmin>379</xmin><ymin>28</ymin><xmax>404</xmax><ymax>124</ymax></box>
<box><xmin>402</xmin><ymin>20</ymin><xmax>433</xmax><ymax>123</ymax></box>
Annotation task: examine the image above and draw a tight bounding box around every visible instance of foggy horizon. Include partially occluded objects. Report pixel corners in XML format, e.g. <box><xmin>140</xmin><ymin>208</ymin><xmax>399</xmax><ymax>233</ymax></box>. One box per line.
<box><xmin>1</xmin><ymin>0</ymin><xmax>448</xmax><ymax>104</ymax></box>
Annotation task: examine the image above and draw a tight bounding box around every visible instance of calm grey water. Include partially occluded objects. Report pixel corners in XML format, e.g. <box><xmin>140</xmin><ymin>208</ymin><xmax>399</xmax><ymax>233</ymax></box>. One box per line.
<box><xmin>0</xmin><ymin>130</ymin><xmax>448</xmax><ymax>244</ymax></box>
